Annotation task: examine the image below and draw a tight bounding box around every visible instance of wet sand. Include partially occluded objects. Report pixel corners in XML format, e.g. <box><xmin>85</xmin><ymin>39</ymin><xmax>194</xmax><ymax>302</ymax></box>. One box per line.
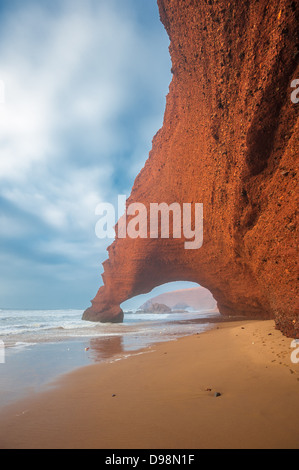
<box><xmin>0</xmin><ymin>319</ymin><xmax>298</xmax><ymax>449</ymax></box>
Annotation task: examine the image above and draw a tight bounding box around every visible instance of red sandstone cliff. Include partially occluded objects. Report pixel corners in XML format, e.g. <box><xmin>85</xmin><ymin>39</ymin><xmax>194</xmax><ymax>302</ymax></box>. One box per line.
<box><xmin>83</xmin><ymin>0</ymin><xmax>299</xmax><ymax>337</ymax></box>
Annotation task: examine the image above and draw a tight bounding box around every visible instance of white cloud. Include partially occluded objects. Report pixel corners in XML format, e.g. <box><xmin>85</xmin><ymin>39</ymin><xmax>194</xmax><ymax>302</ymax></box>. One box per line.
<box><xmin>0</xmin><ymin>0</ymin><xmax>170</xmax><ymax>195</ymax></box>
<box><xmin>0</xmin><ymin>2</ymin><xmax>136</xmax><ymax>181</ymax></box>
<box><xmin>0</xmin><ymin>214</ymin><xmax>32</xmax><ymax>238</ymax></box>
<box><xmin>2</xmin><ymin>165</ymin><xmax>113</xmax><ymax>233</ymax></box>
<box><xmin>0</xmin><ymin>0</ymin><xmax>171</xmax><ymax>307</ymax></box>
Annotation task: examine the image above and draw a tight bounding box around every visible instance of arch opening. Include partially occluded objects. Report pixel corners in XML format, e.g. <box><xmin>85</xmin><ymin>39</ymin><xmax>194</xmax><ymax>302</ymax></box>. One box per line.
<box><xmin>121</xmin><ymin>281</ymin><xmax>218</xmax><ymax>314</ymax></box>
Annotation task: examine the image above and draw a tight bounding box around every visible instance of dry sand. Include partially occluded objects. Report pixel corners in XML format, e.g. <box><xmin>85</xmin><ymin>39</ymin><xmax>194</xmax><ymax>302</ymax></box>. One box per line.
<box><xmin>0</xmin><ymin>319</ymin><xmax>298</xmax><ymax>449</ymax></box>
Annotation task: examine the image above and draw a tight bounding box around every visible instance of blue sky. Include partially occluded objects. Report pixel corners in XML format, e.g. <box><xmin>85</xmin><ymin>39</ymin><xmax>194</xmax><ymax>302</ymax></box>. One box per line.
<box><xmin>0</xmin><ymin>0</ymin><xmax>198</xmax><ymax>310</ymax></box>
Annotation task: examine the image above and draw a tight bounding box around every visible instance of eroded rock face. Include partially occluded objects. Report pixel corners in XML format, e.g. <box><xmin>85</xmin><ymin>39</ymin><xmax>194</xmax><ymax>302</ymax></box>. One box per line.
<box><xmin>83</xmin><ymin>0</ymin><xmax>299</xmax><ymax>337</ymax></box>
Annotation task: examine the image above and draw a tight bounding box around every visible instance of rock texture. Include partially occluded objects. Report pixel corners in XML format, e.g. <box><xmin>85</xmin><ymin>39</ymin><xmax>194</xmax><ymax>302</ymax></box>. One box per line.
<box><xmin>138</xmin><ymin>302</ymin><xmax>172</xmax><ymax>313</ymax></box>
<box><xmin>83</xmin><ymin>0</ymin><xmax>299</xmax><ymax>337</ymax></box>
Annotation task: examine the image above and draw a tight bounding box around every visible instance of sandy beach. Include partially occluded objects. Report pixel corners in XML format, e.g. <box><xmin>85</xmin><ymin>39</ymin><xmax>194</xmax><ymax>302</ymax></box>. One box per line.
<box><xmin>0</xmin><ymin>319</ymin><xmax>298</xmax><ymax>449</ymax></box>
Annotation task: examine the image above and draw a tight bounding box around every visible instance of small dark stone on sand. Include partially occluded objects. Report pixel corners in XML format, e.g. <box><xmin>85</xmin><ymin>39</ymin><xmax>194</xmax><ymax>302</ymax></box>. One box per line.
<box><xmin>112</xmin><ymin>394</ymin><xmax>116</xmax><ymax>397</ymax></box>
<box><xmin>214</xmin><ymin>392</ymin><xmax>221</xmax><ymax>397</ymax></box>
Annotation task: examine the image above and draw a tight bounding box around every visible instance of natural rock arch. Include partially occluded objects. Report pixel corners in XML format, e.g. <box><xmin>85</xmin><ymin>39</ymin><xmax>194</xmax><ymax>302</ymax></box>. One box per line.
<box><xmin>83</xmin><ymin>0</ymin><xmax>299</xmax><ymax>337</ymax></box>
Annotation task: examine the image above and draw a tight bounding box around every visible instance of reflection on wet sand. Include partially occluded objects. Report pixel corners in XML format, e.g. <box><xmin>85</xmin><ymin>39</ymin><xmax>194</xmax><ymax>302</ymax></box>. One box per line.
<box><xmin>87</xmin><ymin>314</ymin><xmax>230</xmax><ymax>363</ymax></box>
<box><xmin>88</xmin><ymin>335</ymin><xmax>124</xmax><ymax>362</ymax></box>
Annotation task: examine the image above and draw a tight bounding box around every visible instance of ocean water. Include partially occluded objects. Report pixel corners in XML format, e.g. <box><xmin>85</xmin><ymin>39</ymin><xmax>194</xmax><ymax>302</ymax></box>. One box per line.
<box><xmin>0</xmin><ymin>308</ymin><xmax>219</xmax><ymax>349</ymax></box>
<box><xmin>0</xmin><ymin>308</ymin><xmax>219</xmax><ymax>407</ymax></box>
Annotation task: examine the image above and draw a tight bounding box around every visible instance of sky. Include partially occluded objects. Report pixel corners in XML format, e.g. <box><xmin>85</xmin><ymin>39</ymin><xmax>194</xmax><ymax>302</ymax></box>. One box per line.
<box><xmin>0</xmin><ymin>0</ymin><xmax>198</xmax><ymax>310</ymax></box>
